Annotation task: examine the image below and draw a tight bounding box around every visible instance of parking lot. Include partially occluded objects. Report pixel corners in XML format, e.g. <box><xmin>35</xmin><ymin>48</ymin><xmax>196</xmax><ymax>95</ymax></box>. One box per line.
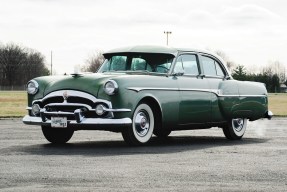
<box><xmin>0</xmin><ymin>118</ymin><xmax>286</xmax><ymax>191</ymax></box>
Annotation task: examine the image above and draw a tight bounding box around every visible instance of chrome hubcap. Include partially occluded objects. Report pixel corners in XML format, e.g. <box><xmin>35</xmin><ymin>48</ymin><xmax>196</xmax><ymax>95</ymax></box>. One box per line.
<box><xmin>232</xmin><ymin>118</ymin><xmax>244</xmax><ymax>132</ymax></box>
<box><xmin>134</xmin><ymin>110</ymin><xmax>150</xmax><ymax>137</ymax></box>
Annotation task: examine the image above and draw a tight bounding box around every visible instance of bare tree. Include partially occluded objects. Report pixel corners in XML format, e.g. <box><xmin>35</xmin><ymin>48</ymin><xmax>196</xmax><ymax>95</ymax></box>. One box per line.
<box><xmin>268</xmin><ymin>60</ymin><xmax>286</xmax><ymax>84</ymax></box>
<box><xmin>82</xmin><ymin>51</ymin><xmax>105</xmax><ymax>72</ymax></box>
<box><xmin>215</xmin><ymin>50</ymin><xmax>235</xmax><ymax>71</ymax></box>
<box><xmin>0</xmin><ymin>44</ymin><xmax>27</xmax><ymax>87</ymax></box>
<box><xmin>22</xmin><ymin>49</ymin><xmax>49</xmax><ymax>84</ymax></box>
<box><xmin>0</xmin><ymin>43</ymin><xmax>49</xmax><ymax>89</ymax></box>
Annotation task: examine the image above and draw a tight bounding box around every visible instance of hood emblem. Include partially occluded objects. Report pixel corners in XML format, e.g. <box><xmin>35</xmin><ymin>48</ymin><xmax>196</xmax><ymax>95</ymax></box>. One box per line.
<box><xmin>63</xmin><ymin>91</ymin><xmax>69</xmax><ymax>102</ymax></box>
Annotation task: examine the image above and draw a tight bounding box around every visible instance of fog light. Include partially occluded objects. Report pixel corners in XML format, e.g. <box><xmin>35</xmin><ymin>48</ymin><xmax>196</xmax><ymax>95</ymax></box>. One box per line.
<box><xmin>32</xmin><ymin>104</ymin><xmax>40</xmax><ymax>116</ymax></box>
<box><xmin>95</xmin><ymin>104</ymin><xmax>105</xmax><ymax>116</ymax></box>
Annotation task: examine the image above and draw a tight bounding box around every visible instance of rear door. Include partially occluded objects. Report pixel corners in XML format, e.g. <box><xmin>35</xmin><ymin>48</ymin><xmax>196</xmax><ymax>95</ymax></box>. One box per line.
<box><xmin>199</xmin><ymin>54</ymin><xmax>231</xmax><ymax>122</ymax></box>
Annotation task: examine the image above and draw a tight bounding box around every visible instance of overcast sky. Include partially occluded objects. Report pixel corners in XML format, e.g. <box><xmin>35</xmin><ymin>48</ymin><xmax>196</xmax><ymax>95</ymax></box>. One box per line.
<box><xmin>1</xmin><ymin>0</ymin><xmax>286</xmax><ymax>74</ymax></box>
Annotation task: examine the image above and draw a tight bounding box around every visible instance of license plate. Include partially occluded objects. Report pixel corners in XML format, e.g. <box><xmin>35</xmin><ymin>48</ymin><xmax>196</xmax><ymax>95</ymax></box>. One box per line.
<box><xmin>51</xmin><ymin>117</ymin><xmax>67</xmax><ymax>128</ymax></box>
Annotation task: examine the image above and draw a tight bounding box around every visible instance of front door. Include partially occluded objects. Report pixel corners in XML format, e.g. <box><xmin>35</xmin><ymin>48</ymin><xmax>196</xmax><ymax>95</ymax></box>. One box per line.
<box><xmin>174</xmin><ymin>54</ymin><xmax>212</xmax><ymax>125</ymax></box>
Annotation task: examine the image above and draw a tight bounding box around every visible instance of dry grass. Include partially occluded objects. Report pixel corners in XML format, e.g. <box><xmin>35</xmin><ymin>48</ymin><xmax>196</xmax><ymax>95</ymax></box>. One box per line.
<box><xmin>268</xmin><ymin>93</ymin><xmax>287</xmax><ymax>116</ymax></box>
<box><xmin>0</xmin><ymin>91</ymin><xmax>286</xmax><ymax>117</ymax></box>
<box><xmin>0</xmin><ymin>91</ymin><xmax>27</xmax><ymax>117</ymax></box>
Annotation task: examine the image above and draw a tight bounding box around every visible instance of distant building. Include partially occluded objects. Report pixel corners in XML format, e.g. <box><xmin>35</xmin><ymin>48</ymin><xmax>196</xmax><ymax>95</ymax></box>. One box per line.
<box><xmin>280</xmin><ymin>84</ymin><xmax>287</xmax><ymax>93</ymax></box>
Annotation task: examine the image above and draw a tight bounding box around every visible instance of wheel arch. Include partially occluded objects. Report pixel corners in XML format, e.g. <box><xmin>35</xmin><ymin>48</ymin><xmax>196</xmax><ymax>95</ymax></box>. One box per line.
<box><xmin>138</xmin><ymin>96</ymin><xmax>163</xmax><ymax>132</ymax></box>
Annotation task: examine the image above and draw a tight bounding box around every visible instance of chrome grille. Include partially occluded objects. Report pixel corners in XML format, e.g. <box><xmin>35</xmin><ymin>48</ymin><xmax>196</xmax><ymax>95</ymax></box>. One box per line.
<box><xmin>32</xmin><ymin>90</ymin><xmax>113</xmax><ymax>121</ymax></box>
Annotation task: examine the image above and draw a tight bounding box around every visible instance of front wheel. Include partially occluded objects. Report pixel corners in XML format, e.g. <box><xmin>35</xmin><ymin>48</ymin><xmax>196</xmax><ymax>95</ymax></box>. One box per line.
<box><xmin>122</xmin><ymin>103</ymin><xmax>154</xmax><ymax>146</ymax></box>
<box><xmin>222</xmin><ymin>118</ymin><xmax>247</xmax><ymax>140</ymax></box>
<box><xmin>42</xmin><ymin>126</ymin><xmax>74</xmax><ymax>144</ymax></box>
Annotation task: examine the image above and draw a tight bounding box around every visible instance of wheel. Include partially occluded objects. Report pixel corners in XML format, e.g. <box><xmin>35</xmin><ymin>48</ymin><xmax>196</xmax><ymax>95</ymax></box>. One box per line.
<box><xmin>153</xmin><ymin>129</ymin><xmax>171</xmax><ymax>138</ymax></box>
<box><xmin>223</xmin><ymin>118</ymin><xmax>247</xmax><ymax>140</ymax></box>
<box><xmin>42</xmin><ymin>126</ymin><xmax>74</xmax><ymax>144</ymax></box>
<box><xmin>122</xmin><ymin>103</ymin><xmax>154</xmax><ymax>146</ymax></box>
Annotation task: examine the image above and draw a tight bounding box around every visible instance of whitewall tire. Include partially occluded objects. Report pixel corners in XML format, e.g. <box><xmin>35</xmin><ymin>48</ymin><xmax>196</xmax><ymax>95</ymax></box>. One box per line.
<box><xmin>223</xmin><ymin>118</ymin><xmax>247</xmax><ymax>140</ymax></box>
<box><xmin>122</xmin><ymin>103</ymin><xmax>154</xmax><ymax>145</ymax></box>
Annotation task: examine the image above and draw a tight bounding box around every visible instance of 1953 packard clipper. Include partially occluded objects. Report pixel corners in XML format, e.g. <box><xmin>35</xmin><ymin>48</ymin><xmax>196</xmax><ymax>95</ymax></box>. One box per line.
<box><xmin>23</xmin><ymin>45</ymin><xmax>273</xmax><ymax>145</ymax></box>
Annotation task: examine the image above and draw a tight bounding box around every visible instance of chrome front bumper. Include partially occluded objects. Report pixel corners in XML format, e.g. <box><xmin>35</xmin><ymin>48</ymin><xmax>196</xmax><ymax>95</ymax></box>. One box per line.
<box><xmin>23</xmin><ymin>115</ymin><xmax>132</xmax><ymax>130</ymax></box>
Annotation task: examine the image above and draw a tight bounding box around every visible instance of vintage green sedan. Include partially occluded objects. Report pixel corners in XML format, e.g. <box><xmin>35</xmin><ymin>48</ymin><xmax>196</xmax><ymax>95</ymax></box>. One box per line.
<box><xmin>23</xmin><ymin>45</ymin><xmax>273</xmax><ymax>145</ymax></box>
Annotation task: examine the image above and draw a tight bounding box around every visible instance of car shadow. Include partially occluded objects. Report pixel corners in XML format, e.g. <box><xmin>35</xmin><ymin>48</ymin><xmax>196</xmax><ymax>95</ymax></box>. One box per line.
<box><xmin>17</xmin><ymin>136</ymin><xmax>269</xmax><ymax>157</ymax></box>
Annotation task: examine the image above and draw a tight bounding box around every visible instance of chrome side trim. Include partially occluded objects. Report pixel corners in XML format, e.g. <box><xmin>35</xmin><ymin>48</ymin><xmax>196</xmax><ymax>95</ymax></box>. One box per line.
<box><xmin>127</xmin><ymin>87</ymin><xmax>178</xmax><ymax>92</ymax></box>
<box><xmin>127</xmin><ymin>87</ymin><xmax>267</xmax><ymax>98</ymax></box>
<box><xmin>218</xmin><ymin>95</ymin><xmax>267</xmax><ymax>98</ymax></box>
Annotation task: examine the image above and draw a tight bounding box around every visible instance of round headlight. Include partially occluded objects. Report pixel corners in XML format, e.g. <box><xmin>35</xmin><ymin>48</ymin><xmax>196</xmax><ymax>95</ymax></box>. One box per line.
<box><xmin>27</xmin><ymin>80</ymin><xmax>39</xmax><ymax>95</ymax></box>
<box><xmin>104</xmin><ymin>80</ymin><xmax>118</xmax><ymax>95</ymax></box>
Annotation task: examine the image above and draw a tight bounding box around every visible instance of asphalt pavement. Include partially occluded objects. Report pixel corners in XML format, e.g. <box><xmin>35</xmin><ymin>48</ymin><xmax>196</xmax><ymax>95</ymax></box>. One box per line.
<box><xmin>0</xmin><ymin>118</ymin><xmax>286</xmax><ymax>191</ymax></box>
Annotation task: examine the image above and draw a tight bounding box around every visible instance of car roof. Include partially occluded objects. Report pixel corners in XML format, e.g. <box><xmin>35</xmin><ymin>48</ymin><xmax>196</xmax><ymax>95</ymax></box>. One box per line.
<box><xmin>104</xmin><ymin>45</ymin><xmax>212</xmax><ymax>57</ymax></box>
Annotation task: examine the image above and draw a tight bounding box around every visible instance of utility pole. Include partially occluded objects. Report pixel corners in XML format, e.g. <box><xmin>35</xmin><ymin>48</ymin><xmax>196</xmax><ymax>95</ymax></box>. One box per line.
<box><xmin>164</xmin><ymin>31</ymin><xmax>172</xmax><ymax>46</ymax></box>
<box><xmin>50</xmin><ymin>51</ymin><xmax>53</xmax><ymax>76</ymax></box>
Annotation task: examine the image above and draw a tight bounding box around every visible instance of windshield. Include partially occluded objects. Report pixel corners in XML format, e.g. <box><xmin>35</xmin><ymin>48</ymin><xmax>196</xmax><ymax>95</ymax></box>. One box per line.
<box><xmin>98</xmin><ymin>53</ymin><xmax>174</xmax><ymax>74</ymax></box>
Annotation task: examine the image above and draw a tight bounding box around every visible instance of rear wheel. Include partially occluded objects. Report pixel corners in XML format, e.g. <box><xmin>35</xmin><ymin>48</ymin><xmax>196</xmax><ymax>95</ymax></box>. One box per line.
<box><xmin>223</xmin><ymin>118</ymin><xmax>247</xmax><ymax>140</ymax></box>
<box><xmin>122</xmin><ymin>103</ymin><xmax>154</xmax><ymax>146</ymax></box>
<box><xmin>42</xmin><ymin>126</ymin><xmax>74</xmax><ymax>144</ymax></box>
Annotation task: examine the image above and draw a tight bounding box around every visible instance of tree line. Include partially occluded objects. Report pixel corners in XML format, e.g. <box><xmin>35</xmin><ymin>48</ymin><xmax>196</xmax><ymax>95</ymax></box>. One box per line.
<box><xmin>215</xmin><ymin>51</ymin><xmax>286</xmax><ymax>93</ymax></box>
<box><xmin>231</xmin><ymin>64</ymin><xmax>286</xmax><ymax>93</ymax></box>
<box><xmin>0</xmin><ymin>43</ymin><xmax>49</xmax><ymax>89</ymax></box>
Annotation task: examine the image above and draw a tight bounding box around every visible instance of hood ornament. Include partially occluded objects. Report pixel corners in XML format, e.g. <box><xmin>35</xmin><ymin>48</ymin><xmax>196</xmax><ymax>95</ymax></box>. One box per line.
<box><xmin>63</xmin><ymin>91</ymin><xmax>68</xmax><ymax>103</ymax></box>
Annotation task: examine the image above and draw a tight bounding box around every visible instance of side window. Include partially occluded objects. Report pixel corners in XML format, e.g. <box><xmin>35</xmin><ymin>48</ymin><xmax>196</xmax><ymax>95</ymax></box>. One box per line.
<box><xmin>174</xmin><ymin>54</ymin><xmax>199</xmax><ymax>75</ymax></box>
<box><xmin>201</xmin><ymin>56</ymin><xmax>225</xmax><ymax>77</ymax></box>
<box><xmin>215</xmin><ymin>61</ymin><xmax>224</xmax><ymax>76</ymax></box>
<box><xmin>155</xmin><ymin>60</ymin><xmax>173</xmax><ymax>73</ymax></box>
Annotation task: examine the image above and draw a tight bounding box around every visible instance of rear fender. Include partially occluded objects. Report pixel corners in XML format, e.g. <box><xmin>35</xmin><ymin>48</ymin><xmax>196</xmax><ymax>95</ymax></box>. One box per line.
<box><xmin>218</xmin><ymin>80</ymin><xmax>268</xmax><ymax>120</ymax></box>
